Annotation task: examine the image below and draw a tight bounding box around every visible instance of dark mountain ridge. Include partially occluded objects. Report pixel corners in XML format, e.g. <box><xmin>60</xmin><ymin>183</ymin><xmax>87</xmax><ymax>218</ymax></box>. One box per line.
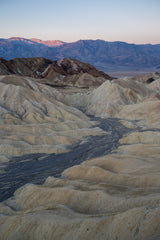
<box><xmin>0</xmin><ymin>57</ymin><xmax>111</xmax><ymax>78</ymax></box>
<box><xmin>0</xmin><ymin>37</ymin><xmax>160</xmax><ymax>70</ymax></box>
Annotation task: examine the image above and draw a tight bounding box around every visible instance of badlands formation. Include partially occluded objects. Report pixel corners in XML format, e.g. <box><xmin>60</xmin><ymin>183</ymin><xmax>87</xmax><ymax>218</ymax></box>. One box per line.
<box><xmin>0</xmin><ymin>58</ymin><xmax>160</xmax><ymax>240</ymax></box>
<box><xmin>0</xmin><ymin>58</ymin><xmax>112</xmax><ymax>160</ymax></box>
<box><xmin>0</xmin><ymin>74</ymin><xmax>104</xmax><ymax>159</ymax></box>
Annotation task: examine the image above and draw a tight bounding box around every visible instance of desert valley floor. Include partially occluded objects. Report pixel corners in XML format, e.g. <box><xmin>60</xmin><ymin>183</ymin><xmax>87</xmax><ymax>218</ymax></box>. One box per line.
<box><xmin>0</xmin><ymin>58</ymin><xmax>160</xmax><ymax>240</ymax></box>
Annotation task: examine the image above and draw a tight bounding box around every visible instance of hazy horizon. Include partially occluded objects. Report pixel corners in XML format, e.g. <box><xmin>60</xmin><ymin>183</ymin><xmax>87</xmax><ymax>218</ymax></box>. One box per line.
<box><xmin>1</xmin><ymin>0</ymin><xmax>160</xmax><ymax>44</ymax></box>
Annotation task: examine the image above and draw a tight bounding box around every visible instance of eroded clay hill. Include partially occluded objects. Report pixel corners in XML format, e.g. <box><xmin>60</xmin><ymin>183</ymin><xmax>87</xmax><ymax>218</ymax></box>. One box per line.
<box><xmin>86</xmin><ymin>75</ymin><xmax>160</xmax><ymax>128</ymax></box>
<box><xmin>0</xmin><ymin>66</ymin><xmax>160</xmax><ymax>239</ymax></box>
<box><xmin>0</xmin><ymin>75</ymin><xmax>104</xmax><ymax>161</ymax></box>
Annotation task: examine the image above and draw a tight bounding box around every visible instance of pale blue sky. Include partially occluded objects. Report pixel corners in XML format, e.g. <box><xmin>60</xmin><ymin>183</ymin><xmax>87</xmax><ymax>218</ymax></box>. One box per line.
<box><xmin>0</xmin><ymin>0</ymin><xmax>160</xmax><ymax>43</ymax></box>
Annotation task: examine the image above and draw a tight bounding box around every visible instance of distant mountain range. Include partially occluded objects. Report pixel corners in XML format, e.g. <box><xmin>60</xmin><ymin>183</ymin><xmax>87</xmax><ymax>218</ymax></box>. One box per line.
<box><xmin>0</xmin><ymin>37</ymin><xmax>160</xmax><ymax>70</ymax></box>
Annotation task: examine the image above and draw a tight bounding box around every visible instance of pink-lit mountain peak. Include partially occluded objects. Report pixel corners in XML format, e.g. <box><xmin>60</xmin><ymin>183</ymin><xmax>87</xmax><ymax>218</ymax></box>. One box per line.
<box><xmin>30</xmin><ymin>38</ymin><xmax>65</xmax><ymax>47</ymax></box>
<box><xmin>8</xmin><ymin>37</ymin><xmax>65</xmax><ymax>47</ymax></box>
<box><xmin>8</xmin><ymin>37</ymin><xmax>30</xmax><ymax>42</ymax></box>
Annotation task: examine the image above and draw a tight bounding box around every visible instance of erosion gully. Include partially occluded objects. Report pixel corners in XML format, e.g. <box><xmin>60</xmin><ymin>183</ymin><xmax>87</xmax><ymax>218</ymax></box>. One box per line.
<box><xmin>0</xmin><ymin>117</ymin><xmax>133</xmax><ymax>202</ymax></box>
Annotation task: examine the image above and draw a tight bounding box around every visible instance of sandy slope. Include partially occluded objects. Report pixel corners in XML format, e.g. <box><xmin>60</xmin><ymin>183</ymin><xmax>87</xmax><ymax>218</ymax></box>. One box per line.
<box><xmin>86</xmin><ymin>77</ymin><xmax>160</xmax><ymax>128</ymax></box>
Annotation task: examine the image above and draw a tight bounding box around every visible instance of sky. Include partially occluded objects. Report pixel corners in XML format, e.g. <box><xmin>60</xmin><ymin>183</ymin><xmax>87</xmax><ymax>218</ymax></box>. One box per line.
<box><xmin>0</xmin><ymin>0</ymin><xmax>160</xmax><ymax>44</ymax></box>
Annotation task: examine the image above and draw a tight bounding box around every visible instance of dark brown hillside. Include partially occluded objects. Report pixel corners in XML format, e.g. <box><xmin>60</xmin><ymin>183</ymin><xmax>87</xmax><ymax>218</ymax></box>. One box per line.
<box><xmin>0</xmin><ymin>57</ymin><xmax>113</xmax><ymax>88</ymax></box>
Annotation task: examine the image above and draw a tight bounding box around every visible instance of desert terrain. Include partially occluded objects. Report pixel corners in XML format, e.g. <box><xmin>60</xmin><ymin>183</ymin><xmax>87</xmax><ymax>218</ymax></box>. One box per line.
<box><xmin>0</xmin><ymin>58</ymin><xmax>160</xmax><ymax>240</ymax></box>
